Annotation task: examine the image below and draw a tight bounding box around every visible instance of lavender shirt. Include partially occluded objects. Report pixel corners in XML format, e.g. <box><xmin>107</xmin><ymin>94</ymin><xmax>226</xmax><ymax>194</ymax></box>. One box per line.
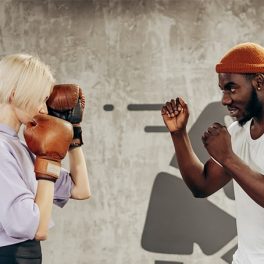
<box><xmin>0</xmin><ymin>124</ymin><xmax>73</xmax><ymax>247</ymax></box>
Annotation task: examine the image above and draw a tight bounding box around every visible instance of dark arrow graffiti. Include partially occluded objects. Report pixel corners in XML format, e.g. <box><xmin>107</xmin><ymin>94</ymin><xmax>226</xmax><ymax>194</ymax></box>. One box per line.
<box><xmin>141</xmin><ymin>101</ymin><xmax>237</xmax><ymax>263</ymax></box>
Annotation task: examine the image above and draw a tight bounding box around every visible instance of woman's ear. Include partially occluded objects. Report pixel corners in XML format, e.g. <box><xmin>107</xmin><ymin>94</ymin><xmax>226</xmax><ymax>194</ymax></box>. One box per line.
<box><xmin>8</xmin><ymin>90</ymin><xmax>15</xmax><ymax>103</ymax></box>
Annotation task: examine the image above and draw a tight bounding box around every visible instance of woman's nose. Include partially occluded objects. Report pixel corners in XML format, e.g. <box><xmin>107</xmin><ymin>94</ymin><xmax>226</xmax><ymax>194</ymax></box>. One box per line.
<box><xmin>39</xmin><ymin>104</ymin><xmax>48</xmax><ymax>115</ymax></box>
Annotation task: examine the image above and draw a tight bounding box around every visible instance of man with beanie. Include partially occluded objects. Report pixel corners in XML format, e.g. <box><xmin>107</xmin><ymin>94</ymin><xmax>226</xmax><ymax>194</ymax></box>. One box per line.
<box><xmin>161</xmin><ymin>42</ymin><xmax>264</xmax><ymax>263</ymax></box>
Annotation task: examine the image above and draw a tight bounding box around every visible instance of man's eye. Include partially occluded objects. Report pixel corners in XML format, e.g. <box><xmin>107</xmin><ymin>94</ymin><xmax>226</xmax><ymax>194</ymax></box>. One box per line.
<box><xmin>230</xmin><ymin>88</ymin><xmax>235</xmax><ymax>93</ymax></box>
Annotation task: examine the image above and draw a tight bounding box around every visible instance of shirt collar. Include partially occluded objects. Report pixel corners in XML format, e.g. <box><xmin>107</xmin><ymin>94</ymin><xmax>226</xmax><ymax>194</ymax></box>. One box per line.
<box><xmin>0</xmin><ymin>123</ymin><xmax>18</xmax><ymax>138</ymax></box>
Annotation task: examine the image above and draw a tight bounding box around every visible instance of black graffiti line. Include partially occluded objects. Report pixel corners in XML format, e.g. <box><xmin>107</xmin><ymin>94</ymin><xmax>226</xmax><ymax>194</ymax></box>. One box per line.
<box><xmin>127</xmin><ymin>104</ymin><xmax>163</xmax><ymax>111</ymax></box>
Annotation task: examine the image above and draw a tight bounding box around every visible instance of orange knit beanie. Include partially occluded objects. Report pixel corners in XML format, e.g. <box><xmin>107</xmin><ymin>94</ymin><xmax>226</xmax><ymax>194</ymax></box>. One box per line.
<box><xmin>215</xmin><ymin>42</ymin><xmax>264</xmax><ymax>73</ymax></box>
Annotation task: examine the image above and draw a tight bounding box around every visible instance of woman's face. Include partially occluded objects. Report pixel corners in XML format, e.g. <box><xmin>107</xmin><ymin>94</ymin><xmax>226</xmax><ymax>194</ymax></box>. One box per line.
<box><xmin>15</xmin><ymin>94</ymin><xmax>50</xmax><ymax>125</ymax></box>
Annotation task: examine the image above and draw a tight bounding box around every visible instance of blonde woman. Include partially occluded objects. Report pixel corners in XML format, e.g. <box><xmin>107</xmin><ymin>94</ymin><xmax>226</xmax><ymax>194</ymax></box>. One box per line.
<box><xmin>0</xmin><ymin>54</ymin><xmax>90</xmax><ymax>263</ymax></box>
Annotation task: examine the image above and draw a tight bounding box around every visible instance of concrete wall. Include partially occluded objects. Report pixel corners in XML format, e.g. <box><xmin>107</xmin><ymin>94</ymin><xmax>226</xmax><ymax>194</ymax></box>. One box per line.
<box><xmin>1</xmin><ymin>0</ymin><xmax>264</xmax><ymax>263</ymax></box>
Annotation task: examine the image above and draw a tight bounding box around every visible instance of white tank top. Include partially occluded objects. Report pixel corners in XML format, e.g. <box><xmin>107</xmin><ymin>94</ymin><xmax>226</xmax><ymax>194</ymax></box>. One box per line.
<box><xmin>229</xmin><ymin>120</ymin><xmax>264</xmax><ymax>264</ymax></box>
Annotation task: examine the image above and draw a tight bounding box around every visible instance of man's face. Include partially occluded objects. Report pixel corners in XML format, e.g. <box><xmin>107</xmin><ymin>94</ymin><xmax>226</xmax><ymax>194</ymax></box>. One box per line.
<box><xmin>218</xmin><ymin>73</ymin><xmax>262</xmax><ymax>126</ymax></box>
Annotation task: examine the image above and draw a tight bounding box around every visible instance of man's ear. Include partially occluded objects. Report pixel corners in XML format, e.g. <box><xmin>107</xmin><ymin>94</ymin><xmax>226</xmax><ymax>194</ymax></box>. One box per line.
<box><xmin>8</xmin><ymin>90</ymin><xmax>15</xmax><ymax>103</ymax></box>
<box><xmin>253</xmin><ymin>74</ymin><xmax>264</xmax><ymax>90</ymax></box>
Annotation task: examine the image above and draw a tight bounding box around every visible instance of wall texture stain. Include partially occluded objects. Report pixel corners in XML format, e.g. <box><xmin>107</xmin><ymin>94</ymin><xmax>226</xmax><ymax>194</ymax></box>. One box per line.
<box><xmin>0</xmin><ymin>0</ymin><xmax>264</xmax><ymax>263</ymax></box>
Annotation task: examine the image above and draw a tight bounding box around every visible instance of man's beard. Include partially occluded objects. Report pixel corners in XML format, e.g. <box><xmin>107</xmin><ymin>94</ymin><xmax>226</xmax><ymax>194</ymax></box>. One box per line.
<box><xmin>238</xmin><ymin>89</ymin><xmax>263</xmax><ymax>126</ymax></box>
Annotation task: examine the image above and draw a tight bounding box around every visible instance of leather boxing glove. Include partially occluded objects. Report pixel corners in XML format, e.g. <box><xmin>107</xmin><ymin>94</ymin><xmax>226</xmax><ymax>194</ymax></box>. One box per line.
<box><xmin>24</xmin><ymin>114</ymin><xmax>73</xmax><ymax>182</ymax></box>
<box><xmin>46</xmin><ymin>84</ymin><xmax>85</xmax><ymax>149</ymax></box>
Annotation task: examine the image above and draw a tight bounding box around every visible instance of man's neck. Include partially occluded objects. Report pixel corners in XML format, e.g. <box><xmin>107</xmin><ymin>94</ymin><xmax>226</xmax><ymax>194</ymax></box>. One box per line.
<box><xmin>250</xmin><ymin>118</ymin><xmax>264</xmax><ymax>140</ymax></box>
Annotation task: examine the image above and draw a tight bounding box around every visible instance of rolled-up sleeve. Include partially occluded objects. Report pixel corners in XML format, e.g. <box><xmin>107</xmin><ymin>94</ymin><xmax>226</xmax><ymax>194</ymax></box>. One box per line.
<box><xmin>0</xmin><ymin>154</ymin><xmax>40</xmax><ymax>240</ymax></box>
<box><xmin>53</xmin><ymin>168</ymin><xmax>73</xmax><ymax>208</ymax></box>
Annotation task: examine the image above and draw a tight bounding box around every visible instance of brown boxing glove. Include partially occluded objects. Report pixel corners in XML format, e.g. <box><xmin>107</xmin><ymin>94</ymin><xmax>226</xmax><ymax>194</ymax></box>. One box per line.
<box><xmin>24</xmin><ymin>114</ymin><xmax>73</xmax><ymax>182</ymax></box>
<box><xmin>46</xmin><ymin>84</ymin><xmax>85</xmax><ymax>149</ymax></box>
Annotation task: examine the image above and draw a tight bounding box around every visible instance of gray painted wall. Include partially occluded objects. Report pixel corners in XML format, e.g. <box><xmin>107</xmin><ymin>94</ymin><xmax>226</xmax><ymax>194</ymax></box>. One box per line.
<box><xmin>1</xmin><ymin>0</ymin><xmax>263</xmax><ymax>263</ymax></box>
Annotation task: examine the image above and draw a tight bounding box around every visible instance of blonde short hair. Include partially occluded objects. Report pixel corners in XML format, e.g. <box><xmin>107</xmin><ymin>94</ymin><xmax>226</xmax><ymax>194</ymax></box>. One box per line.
<box><xmin>0</xmin><ymin>53</ymin><xmax>55</xmax><ymax>111</ymax></box>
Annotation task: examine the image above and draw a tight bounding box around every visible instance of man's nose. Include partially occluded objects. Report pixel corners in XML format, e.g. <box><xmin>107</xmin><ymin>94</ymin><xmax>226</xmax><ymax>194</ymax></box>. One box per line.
<box><xmin>221</xmin><ymin>92</ymin><xmax>232</xmax><ymax>106</ymax></box>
